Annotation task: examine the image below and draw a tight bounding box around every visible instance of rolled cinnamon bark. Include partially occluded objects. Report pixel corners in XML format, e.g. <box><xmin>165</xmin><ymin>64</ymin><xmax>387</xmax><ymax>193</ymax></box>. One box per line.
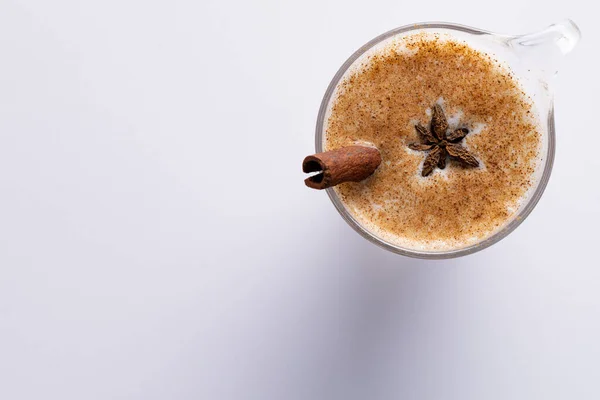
<box><xmin>302</xmin><ymin>146</ymin><xmax>381</xmax><ymax>190</ymax></box>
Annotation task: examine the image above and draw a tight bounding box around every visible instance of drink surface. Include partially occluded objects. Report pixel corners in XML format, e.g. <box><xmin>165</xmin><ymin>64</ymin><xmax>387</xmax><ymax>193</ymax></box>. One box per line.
<box><xmin>324</xmin><ymin>32</ymin><xmax>542</xmax><ymax>251</ymax></box>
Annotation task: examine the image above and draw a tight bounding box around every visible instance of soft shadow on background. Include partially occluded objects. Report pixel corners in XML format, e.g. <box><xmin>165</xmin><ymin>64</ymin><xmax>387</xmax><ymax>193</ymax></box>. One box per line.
<box><xmin>183</xmin><ymin>209</ymin><xmax>599</xmax><ymax>400</ymax></box>
<box><xmin>185</xmin><ymin>217</ymin><xmax>496</xmax><ymax>400</ymax></box>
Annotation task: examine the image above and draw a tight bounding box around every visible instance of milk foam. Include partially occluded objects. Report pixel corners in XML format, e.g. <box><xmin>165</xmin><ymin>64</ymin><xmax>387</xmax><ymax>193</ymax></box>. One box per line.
<box><xmin>325</xmin><ymin>31</ymin><xmax>546</xmax><ymax>252</ymax></box>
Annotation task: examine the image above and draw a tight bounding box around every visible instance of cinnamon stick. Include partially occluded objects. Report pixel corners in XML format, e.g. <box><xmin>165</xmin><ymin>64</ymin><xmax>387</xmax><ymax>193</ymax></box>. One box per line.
<box><xmin>302</xmin><ymin>146</ymin><xmax>381</xmax><ymax>190</ymax></box>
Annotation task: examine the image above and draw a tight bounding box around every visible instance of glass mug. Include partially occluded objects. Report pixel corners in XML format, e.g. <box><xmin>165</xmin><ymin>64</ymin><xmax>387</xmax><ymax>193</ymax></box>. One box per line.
<box><xmin>314</xmin><ymin>20</ymin><xmax>580</xmax><ymax>259</ymax></box>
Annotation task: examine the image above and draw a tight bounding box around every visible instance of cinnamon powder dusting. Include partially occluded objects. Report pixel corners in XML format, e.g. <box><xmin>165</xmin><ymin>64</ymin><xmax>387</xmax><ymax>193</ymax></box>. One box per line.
<box><xmin>324</xmin><ymin>33</ymin><xmax>542</xmax><ymax>251</ymax></box>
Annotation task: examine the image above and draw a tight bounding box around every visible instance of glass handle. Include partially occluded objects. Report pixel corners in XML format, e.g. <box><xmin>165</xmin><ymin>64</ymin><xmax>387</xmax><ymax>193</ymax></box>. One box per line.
<box><xmin>506</xmin><ymin>19</ymin><xmax>580</xmax><ymax>76</ymax></box>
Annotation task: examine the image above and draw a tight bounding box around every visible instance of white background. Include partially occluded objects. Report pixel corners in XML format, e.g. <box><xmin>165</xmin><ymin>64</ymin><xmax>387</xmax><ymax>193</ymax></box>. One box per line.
<box><xmin>0</xmin><ymin>0</ymin><xmax>597</xmax><ymax>399</ymax></box>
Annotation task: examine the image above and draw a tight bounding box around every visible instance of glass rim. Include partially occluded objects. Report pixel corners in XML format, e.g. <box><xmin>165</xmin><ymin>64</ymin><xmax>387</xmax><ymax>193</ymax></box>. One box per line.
<box><xmin>315</xmin><ymin>21</ymin><xmax>556</xmax><ymax>259</ymax></box>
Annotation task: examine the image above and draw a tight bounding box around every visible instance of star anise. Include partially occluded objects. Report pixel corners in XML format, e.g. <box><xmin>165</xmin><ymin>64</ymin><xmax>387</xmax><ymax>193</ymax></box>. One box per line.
<box><xmin>409</xmin><ymin>104</ymin><xmax>479</xmax><ymax>176</ymax></box>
